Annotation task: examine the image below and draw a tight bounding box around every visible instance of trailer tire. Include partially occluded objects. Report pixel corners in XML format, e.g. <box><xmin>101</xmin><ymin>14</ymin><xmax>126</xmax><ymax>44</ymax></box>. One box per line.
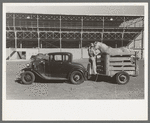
<box><xmin>115</xmin><ymin>72</ymin><xmax>130</xmax><ymax>85</ymax></box>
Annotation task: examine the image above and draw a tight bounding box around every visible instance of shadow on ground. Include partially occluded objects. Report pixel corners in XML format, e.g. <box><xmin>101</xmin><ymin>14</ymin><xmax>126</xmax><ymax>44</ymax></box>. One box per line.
<box><xmin>15</xmin><ymin>76</ymin><xmax>69</xmax><ymax>85</ymax></box>
<box><xmin>89</xmin><ymin>75</ymin><xmax>117</xmax><ymax>84</ymax></box>
<box><xmin>15</xmin><ymin>74</ymin><xmax>116</xmax><ymax>85</ymax></box>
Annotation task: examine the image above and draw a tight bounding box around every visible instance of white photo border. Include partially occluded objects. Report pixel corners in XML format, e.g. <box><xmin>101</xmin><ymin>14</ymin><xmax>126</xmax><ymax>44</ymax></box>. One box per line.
<box><xmin>2</xmin><ymin>3</ymin><xmax>148</xmax><ymax>121</ymax></box>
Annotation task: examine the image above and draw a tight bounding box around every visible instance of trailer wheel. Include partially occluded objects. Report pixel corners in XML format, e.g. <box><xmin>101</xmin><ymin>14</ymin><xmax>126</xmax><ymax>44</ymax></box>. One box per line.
<box><xmin>115</xmin><ymin>72</ymin><xmax>130</xmax><ymax>85</ymax></box>
<box><xmin>87</xmin><ymin>63</ymin><xmax>92</xmax><ymax>80</ymax></box>
<box><xmin>21</xmin><ymin>71</ymin><xmax>35</xmax><ymax>84</ymax></box>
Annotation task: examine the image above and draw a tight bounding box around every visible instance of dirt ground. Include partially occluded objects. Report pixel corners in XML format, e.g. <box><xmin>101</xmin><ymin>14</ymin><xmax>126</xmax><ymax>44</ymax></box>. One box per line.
<box><xmin>6</xmin><ymin>59</ymin><xmax>144</xmax><ymax>99</ymax></box>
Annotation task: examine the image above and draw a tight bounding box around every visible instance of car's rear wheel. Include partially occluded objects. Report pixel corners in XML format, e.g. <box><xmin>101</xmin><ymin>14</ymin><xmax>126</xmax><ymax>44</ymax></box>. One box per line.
<box><xmin>70</xmin><ymin>71</ymin><xmax>84</xmax><ymax>85</ymax></box>
<box><xmin>21</xmin><ymin>71</ymin><xmax>35</xmax><ymax>84</ymax></box>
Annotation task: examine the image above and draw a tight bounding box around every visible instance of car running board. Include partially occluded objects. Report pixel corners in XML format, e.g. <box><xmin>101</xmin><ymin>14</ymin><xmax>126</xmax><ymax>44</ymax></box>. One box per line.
<box><xmin>40</xmin><ymin>74</ymin><xmax>68</xmax><ymax>80</ymax></box>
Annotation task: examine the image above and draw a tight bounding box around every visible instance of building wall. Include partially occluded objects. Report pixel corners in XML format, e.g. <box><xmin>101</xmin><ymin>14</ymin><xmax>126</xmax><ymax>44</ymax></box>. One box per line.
<box><xmin>6</xmin><ymin>48</ymin><xmax>89</xmax><ymax>60</ymax></box>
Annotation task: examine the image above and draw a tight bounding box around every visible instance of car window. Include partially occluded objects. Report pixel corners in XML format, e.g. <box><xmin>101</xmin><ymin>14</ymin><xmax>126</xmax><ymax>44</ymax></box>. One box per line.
<box><xmin>66</xmin><ymin>55</ymin><xmax>69</xmax><ymax>61</ymax></box>
<box><xmin>49</xmin><ymin>55</ymin><xmax>53</xmax><ymax>61</ymax></box>
<box><xmin>54</xmin><ymin>55</ymin><xmax>62</xmax><ymax>61</ymax></box>
<box><xmin>63</xmin><ymin>55</ymin><xmax>69</xmax><ymax>61</ymax></box>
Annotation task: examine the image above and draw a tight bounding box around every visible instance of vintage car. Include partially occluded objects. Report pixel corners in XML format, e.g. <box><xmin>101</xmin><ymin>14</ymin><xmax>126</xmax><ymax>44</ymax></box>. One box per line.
<box><xmin>20</xmin><ymin>52</ymin><xmax>87</xmax><ymax>85</ymax></box>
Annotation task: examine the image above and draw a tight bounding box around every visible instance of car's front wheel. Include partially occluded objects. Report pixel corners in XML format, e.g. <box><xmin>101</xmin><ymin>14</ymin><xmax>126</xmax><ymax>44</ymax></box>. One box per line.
<box><xmin>21</xmin><ymin>71</ymin><xmax>35</xmax><ymax>84</ymax></box>
<box><xmin>70</xmin><ymin>71</ymin><xmax>84</xmax><ymax>85</ymax></box>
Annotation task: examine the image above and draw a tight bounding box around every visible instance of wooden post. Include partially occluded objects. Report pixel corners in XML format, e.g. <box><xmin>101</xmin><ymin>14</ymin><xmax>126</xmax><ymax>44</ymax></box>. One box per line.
<box><xmin>20</xmin><ymin>40</ymin><xmax>22</xmax><ymax>48</ymax></box>
<box><xmin>41</xmin><ymin>41</ymin><xmax>42</xmax><ymax>48</ymax></box>
<box><xmin>60</xmin><ymin>15</ymin><xmax>62</xmax><ymax>52</ymax></box>
<box><xmin>134</xmin><ymin>39</ymin><xmax>135</xmax><ymax>48</ymax></box>
<box><xmin>135</xmin><ymin>51</ymin><xmax>139</xmax><ymax>76</ymax></box>
<box><xmin>9</xmin><ymin>47</ymin><xmax>10</xmax><ymax>60</ymax></box>
<box><xmin>135</xmin><ymin>52</ymin><xmax>137</xmax><ymax>75</ymax></box>
<box><xmin>14</xmin><ymin>31</ymin><xmax>17</xmax><ymax>48</ymax></box>
<box><xmin>115</xmin><ymin>41</ymin><xmax>117</xmax><ymax>48</ymax></box>
<box><xmin>105</xmin><ymin>53</ymin><xmax>110</xmax><ymax>76</ymax></box>
<box><xmin>81</xmin><ymin>17</ymin><xmax>83</xmax><ymax>58</ymax></box>
<box><xmin>102</xmin><ymin>17</ymin><xmax>104</xmax><ymax>42</ymax></box>
<box><xmin>141</xmin><ymin>30</ymin><xmax>144</xmax><ymax>59</ymax></box>
<box><xmin>13</xmin><ymin>14</ymin><xmax>17</xmax><ymax>48</ymax></box>
<box><xmin>37</xmin><ymin>15</ymin><xmax>40</xmax><ymax>48</ymax></box>
<box><xmin>122</xmin><ymin>29</ymin><xmax>124</xmax><ymax>47</ymax></box>
<box><xmin>79</xmin><ymin>42</ymin><xmax>80</xmax><ymax>48</ymax></box>
<box><xmin>121</xmin><ymin>17</ymin><xmax>126</xmax><ymax>47</ymax></box>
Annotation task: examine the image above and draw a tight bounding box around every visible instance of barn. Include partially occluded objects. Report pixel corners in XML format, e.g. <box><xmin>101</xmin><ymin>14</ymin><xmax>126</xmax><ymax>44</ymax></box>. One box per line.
<box><xmin>6</xmin><ymin>13</ymin><xmax>144</xmax><ymax>60</ymax></box>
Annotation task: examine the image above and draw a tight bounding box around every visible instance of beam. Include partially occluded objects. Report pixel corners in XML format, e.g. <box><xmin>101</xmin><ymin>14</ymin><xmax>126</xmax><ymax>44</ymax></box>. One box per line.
<box><xmin>101</xmin><ymin>17</ymin><xmax>104</xmax><ymax>42</ymax></box>
<box><xmin>13</xmin><ymin>14</ymin><xmax>17</xmax><ymax>48</ymax></box>
<box><xmin>6</xmin><ymin>38</ymin><xmax>131</xmax><ymax>42</ymax></box>
<box><xmin>6</xmin><ymin>30</ymin><xmax>143</xmax><ymax>34</ymax></box>
<box><xmin>6</xmin><ymin>26</ymin><xmax>144</xmax><ymax>29</ymax></box>
<box><xmin>20</xmin><ymin>40</ymin><xmax>22</xmax><ymax>48</ymax></box>
<box><xmin>37</xmin><ymin>15</ymin><xmax>40</xmax><ymax>48</ymax></box>
<box><xmin>141</xmin><ymin>30</ymin><xmax>144</xmax><ymax>59</ymax></box>
<box><xmin>81</xmin><ymin>16</ymin><xmax>83</xmax><ymax>58</ymax></box>
<box><xmin>60</xmin><ymin>15</ymin><xmax>62</xmax><ymax>51</ymax></box>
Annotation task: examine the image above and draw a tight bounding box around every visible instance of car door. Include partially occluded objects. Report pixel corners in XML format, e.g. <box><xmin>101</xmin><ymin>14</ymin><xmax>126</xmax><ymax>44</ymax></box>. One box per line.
<box><xmin>58</xmin><ymin>54</ymin><xmax>71</xmax><ymax>78</ymax></box>
<box><xmin>50</xmin><ymin>54</ymin><xmax>70</xmax><ymax>78</ymax></box>
<box><xmin>50</xmin><ymin>54</ymin><xmax>64</xmax><ymax>78</ymax></box>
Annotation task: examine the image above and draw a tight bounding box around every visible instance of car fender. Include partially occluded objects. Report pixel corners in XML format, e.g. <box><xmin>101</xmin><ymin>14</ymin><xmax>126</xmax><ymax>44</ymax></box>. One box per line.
<box><xmin>21</xmin><ymin>68</ymin><xmax>44</xmax><ymax>79</ymax></box>
<box><xmin>22</xmin><ymin>67</ymin><xmax>32</xmax><ymax>71</ymax></box>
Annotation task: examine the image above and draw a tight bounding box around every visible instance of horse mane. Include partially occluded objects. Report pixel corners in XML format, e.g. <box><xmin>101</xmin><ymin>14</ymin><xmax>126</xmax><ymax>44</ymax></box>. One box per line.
<box><xmin>95</xmin><ymin>42</ymin><xmax>110</xmax><ymax>49</ymax></box>
<box><xmin>94</xmin><ymin>41</ymin><xmax>133</xmax><ymax>55</ymax></box>
<box><xmin>96</xmin><ymin>42</ymin><xmax>128</xmax><ymax>49</ymax></box>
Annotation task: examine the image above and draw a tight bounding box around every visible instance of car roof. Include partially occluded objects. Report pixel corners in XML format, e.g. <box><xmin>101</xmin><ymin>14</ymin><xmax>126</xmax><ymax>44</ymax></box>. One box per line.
<box><xmin>48</xmin><ymin>52</ymin><xmax>72</xmax><ymax>55</ymax></box>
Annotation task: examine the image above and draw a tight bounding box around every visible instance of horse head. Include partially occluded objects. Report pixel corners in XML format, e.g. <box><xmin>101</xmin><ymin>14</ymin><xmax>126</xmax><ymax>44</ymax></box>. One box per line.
<box><xmin>94</xmin><ymin>41</ymin><xmax>108</xmax><ymax>52</ymax></box>
<box><xmin>94</xmin><ymin>41</ymin><xmax>100</xmax><ymax>49</ymax></box>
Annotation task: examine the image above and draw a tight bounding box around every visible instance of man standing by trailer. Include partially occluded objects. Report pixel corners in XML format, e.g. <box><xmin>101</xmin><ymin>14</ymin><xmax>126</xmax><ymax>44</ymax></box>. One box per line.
<box><xmin>88</xmin><ymin>43</ymin><xmax>100</xmax><ymax>74</ymax></box>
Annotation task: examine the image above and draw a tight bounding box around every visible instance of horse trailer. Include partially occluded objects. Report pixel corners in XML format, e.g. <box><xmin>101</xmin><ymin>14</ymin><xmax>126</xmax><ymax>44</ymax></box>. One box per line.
<box><xmin>87</xmin><ymin>52</ymin><xmax>139</xmax><ymax>84</ymax></box>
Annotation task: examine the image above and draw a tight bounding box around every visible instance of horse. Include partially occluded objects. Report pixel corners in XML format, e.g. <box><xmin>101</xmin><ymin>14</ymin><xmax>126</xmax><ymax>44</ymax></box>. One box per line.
<box><xmin>94</xmin><ymin>41</ymin><xmax>134</xmax><ymax>55</ymax></box>
<box><xmin>93</xmin><ymin>41</ymin><xmax>140</xmax><ymax>62</ymax></box>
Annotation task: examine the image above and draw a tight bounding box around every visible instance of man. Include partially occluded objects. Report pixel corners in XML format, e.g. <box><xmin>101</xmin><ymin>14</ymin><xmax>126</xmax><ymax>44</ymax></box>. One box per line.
<box><xmin>88</xmin><ymin>43</ymin><xmax>100</xmax><ymax>74</ymax></box>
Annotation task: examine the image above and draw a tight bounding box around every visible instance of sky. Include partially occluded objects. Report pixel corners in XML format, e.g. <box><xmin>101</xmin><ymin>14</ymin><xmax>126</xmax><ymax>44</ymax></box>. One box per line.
<box><xmin>5</xmin><ymin>3</ymin><xmax>144</xmax><ymax>16</ymax></box>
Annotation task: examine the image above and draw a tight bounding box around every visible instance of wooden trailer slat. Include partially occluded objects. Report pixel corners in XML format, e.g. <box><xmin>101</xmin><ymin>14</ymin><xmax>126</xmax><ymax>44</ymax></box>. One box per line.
<box><xmin>110</xmin><ymin>67</ymin><xmax>135</xmax><ymax>71</ymax></box>
<box><xmin>110</xmin><ymin>71</ymin><xmax>136</xmax><ymax>76</ymax></box>
<box><xmin>97</xmin><ymin>64</ymin><xmax>104</xmax><ymax>66</ymax></box>
<box><xmin>97</xmin><ymin>67</ymin><xmax>104</xmax><ymax>69</ymax></box>
<box><xmin>110</xmin><ymin>62</ymin><xmax>135</xmax><ymax>66</ymax></box>
<box><xmin>95</xmin><ymin>52</ymin><xmax>138</xmax><ymax>77</ymax></box>
<box><xmin>110</xmin><ymin>53</ymin><xmax>135</xmax><ymax>56</ymax></box>
<box><xmin>97</xmin><ymin>65</ymin><xmax>104</xmax><ymax>67</ymax></box>
<box><xmin>109</xmin><ymin>57</ymin><xmax>131</xmax><ymax>61</ymax></box>
<box><xmin>97</xmin><ymin>59</ymin><xmax>104</xmax><ymax>62</ymax></box>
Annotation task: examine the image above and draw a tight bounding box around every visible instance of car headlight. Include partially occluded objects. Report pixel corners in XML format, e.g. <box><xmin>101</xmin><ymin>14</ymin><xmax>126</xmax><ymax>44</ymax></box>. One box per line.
<box><xmin>26</xmin><ymin>63</ymin><xmax>30</xmax><ymax>67</ymax></box>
